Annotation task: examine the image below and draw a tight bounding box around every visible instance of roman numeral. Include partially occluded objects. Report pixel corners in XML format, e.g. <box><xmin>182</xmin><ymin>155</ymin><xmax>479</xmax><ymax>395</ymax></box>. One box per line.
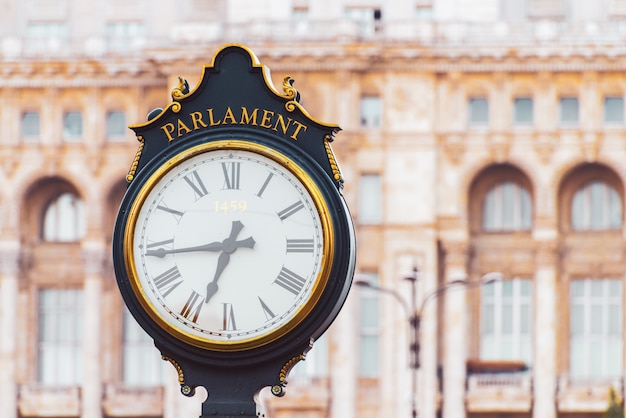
<box><xmin>221</xmin><ymin>162</ymin><xmax>241</xmax><ymax>189</ymax></box>
<box><xmin>183</xmin><ymin>170</ymin><xmax>208</xmax><ymax>199</ymax></box>
<box><xmin>256</xmin><ymin>172</ymin><xmax>274</xmax><ymax>197</ymax></box>
<box><xmin>277</xmin><ymin>200</ymin><xmax>304</xmax><ymax>221</ymax></box>
<box><xmin>274</xmin><ymin>267</ymin><xmax>306</xmax><ymax>295</ymax></box>
<box><xmin>152</xmin><ymin>265</ymin><xmax>183</xmax><ymax>297</ymax></box>
<box><xmin>156</xmin><ymin>203</ymin><xmax>184</xmax><ymax>221</ymax></box>
<box><xmin>286</xmin><ymin>239</ymin><xmax>315</xmax><ymax>253</ymax></box>
<box><xmin>146</xmin><ymin>238</ymin><xmax>174</xmax><ymax>250</ymax></box>
<box><xmin>258</xmin><ymin>297</ymin><xmax>276</xmax><ymax>321</ymax></box>
<box><xmin>180</xmin><ymin>291</ymin><xmax>203</xmax><ymax>323</ymax></box>
<box><xmin>221</xmin><ymin>303</ymin><xmax>238</xmax><ymax>331</ymax></box>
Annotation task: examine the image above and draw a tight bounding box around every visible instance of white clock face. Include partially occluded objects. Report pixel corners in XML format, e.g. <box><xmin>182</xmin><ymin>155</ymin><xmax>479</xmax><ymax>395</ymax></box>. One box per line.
<box><xmin>127</xmin><ymin>142</ymin><xmax>331</xmax><ymax>350</ymax></box>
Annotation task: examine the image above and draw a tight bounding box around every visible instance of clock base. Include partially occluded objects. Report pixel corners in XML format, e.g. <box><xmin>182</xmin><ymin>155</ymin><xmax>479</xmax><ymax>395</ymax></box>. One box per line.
<box><xmin>159</xmin><ymin>342</ymin><xmax>306</xmax><ymax>418</ymax></box>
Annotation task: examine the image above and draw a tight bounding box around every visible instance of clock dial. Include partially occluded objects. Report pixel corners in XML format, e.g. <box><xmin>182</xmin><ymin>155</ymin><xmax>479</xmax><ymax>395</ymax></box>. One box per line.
<box><xmin>125</xmin><ymin>142</ymin><xmax>332</xmax><ymax>350</ymax></box>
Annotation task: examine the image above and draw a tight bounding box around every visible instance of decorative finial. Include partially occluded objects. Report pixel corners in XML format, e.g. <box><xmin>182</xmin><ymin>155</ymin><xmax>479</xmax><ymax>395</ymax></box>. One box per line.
<box><xmin>282</xmin><ymin>76</ymin><xmax>300</xmax><ymax>102</ymax></box>
<box><xmin>172</xmin><ymin>76</ymin><xmax>190</xmax><ymax>100</ymax></box>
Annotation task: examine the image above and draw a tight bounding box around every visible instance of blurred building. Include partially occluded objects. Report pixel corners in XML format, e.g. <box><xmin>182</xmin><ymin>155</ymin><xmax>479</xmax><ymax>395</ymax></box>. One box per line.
<box><xmin>1</xmin><ymin>0</ymin><xmax>626</xmax><ymax>418</ymax></box>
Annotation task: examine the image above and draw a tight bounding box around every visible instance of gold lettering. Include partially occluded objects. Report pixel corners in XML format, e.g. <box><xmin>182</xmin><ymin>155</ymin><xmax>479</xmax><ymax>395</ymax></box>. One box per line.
<box><xmin>240</xmin><ymin>107</ymin><xmax>258</xmax><ymax>126</ymax></box>
<box><xmin>177</xmin><ymin>119</ymin><xmax>191</xmax><ymax>137</ymax></box>
<box><xmin>159</xmin><ymin>108</ymin><xmax>307</xmax><ymax>143</ymax></box>
<box><xmin>272</xmin><ymin>114</ymin><xmax>292</xmax><ymax>135</ymax></box>
<box><xmin>207</xmin><ymin>108</ymin><xmax>221</xmax><ymax>126</ymax></box>
<box><xmin>161</xmin><ymin>123</ymin><xmax>176</xmax><ymax>142</ymax></box>
<box><xmin>222</xmin><ymin>107</ymin><xmax>237</xmax><ymax>125</ymax></box>
<box><xmin>190</xmin><ymin>111</ymin><xmax>208</xmax><ymax>130</ymax></box>
<box><xmin>290</xmin><ymin>120</ymin><xmax>308</xmax><ymax>140</ymax></box>
<box><xmin>260</xmin><ymin>109</ymin><xmax>274</xmax><ymax>128</ymax></box>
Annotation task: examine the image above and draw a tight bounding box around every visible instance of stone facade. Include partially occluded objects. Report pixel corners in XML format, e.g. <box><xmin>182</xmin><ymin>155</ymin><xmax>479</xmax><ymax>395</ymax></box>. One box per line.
<box><xmin>1</xmin><ymin>1</ymin><xmax>626</xmax><ymax>418</ymax></box>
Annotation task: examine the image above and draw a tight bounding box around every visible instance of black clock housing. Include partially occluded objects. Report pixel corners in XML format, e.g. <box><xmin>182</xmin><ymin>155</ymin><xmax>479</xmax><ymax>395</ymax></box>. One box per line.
<box><xmin>112</xmin><ymin>45</ymin><xmax>355</xmax><ymax>417</ymax></box>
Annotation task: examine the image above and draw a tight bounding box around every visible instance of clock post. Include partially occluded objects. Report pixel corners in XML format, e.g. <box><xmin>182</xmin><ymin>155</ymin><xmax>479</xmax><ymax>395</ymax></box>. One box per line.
<box><xmin>112</xmin><ymin>44</ymin><xmax>356</xmax><ymax>417</ymax></box>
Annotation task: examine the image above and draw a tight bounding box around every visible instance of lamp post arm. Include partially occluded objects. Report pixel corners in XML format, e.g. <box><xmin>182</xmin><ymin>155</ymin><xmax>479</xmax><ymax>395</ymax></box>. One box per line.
<box><xmin>353</xmin><ymin>280</ymin><xmax>411</xmax><ymax>318</ymax></box>
<box><xmin>417</xmin><ymin>280</ymin><xmax>467</xmax><ymax>317</ymax></box>
<box><xmin>417</xmin><ymin>272</ymin><xmax>503</xmax><ymax>317</ymax></box>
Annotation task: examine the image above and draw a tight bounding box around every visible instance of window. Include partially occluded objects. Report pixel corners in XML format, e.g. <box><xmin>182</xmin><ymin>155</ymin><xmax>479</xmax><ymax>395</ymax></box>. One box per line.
<box><xmin>106</xmin><ymin>111</ymin><xmax>126</xmax><ymax>140</ymax></box>
<box><xmin>63</xmin><ymin>111</ymin><xmax>83</xmax><ymax>140</ymax></box>
<box><xmin>468</xmin><ymin>97</ymin><xmax>489</xmax><ymax>126</ymax></box>
<box><xmin>345</xmin><ymin>8</ymin><xmax>382</xmax><ymax>37</ymax></box>
<box><xmin>358</xmin><ymin>174</ymin><xmax>382</xmax><ymax>224</ymax></box>
<box><xmin>106</xmin><ymin>21</ymin><xmax>144</xmax><ymax>39</ymax></box>
<box><xmin>415</xmin><ymin>6</ymin><xmax>433</xmax><ymax>20</ymax></box>
<box><xmin>38</xmin><ymin>288</ymin><xmax>83</xmax><ymax>385</ymax></box>
<box><xmin>483</xmin><ymin>182</ymin><xmax>532</xmax><ymax>231</ymax></box>
<box><xmin>123</xmin><ymin>309</ymin><xmax>163</xmax><ymax>385</ymax></box>
<box><xmin>559</xmin><ymin>97</ymin><xmax>579</xmax><ymax>125</ymax></box>
<box><xmin>293</xmin><ymin>7</ymin><xmax>309</xmax><ymax>20</ymax></box>
<box><xmin>27</xmin><ymin>22</ymin><xmax>68</xmax><ymax>39</ymax></box>
<box><xmin>604</xmin><ymin>97</ymin><xmax>624</xmax><ymax>124</ymax></box>
<box><xmin>106</xmin><ymin>21</ymin><xmax>145</xmax><ymax>51</ymax></box>
<box><xmin>292</xmin><ymin>7</ymin><xmax>310</xmax><ymax>34</ymax></box>
<box><xmin>570</xmin><ymin>279</ymin><xmax>622</xmax><ymax>379</ymax></box>
<box><xmin>22</xmin><ymin>111</ymin><xmax>40</xmax><ymax>139</ymax></box>
<box><xmin>513</xmin><ymin>98</ymin><xmax>533</xmax><ymax>126</ymax></box>
<box><xmin>359</xmin><ymin>272</ymin><xmax>380</xmax><ymax>377</ymax></box>
<box><xmin>42</xmin><ymin>193</ymin><xmax>86</xmax><ymax>242</ymax></box>
<box><xmin>571</xmin><ymin>181</ymin><xmax>622</xmax><ymax>230</ymax></box>
<box><xmin>26</xmin><ymin>22</ymin><xmax>68</xmax><ymax>53</ymax></box>
<box><xmin>481</xmin><ymin>279</ymin><xmax>532</xmax><ymax>364</ymax></box>
<box><xmin>360</xmin><ymin>96</ymin><xmax>382</xmax><ymax>128</ymax></box>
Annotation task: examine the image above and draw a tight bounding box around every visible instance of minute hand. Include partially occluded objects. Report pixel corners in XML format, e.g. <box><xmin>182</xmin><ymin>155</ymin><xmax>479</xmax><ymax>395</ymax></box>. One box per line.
<box><xmin>145</xmin><ymin>241</ymin><xmax>224</xmax><ymax>258</ymax></box>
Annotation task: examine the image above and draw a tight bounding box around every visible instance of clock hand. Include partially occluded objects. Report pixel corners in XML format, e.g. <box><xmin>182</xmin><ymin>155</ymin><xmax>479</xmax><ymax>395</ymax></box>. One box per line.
<box><xmin>146</xmin><ymin>221</ymin><xmax>248</xmax><ymax>258</ymax></box>
<box><xmin>205</xmin><ymin>252</ymin><xmax>229</xmax><ymax>302</ymax></box>
<box><xmin>145</xmin><ymin>241</ymin><xmax>224</xmax><ymax>258</ymax></box>
<box><xmin>205</xmin><ymin>220</ymin><xmax>256</xmax><ymax>303</ymax></box>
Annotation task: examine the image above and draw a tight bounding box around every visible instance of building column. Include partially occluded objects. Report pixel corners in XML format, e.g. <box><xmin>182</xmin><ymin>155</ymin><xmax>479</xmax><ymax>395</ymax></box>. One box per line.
<box><xmin>0</xmin><ymin>240</ymin><xmax>20</xmax><ymax>418</ymax></box>
<box><xmin>329</xmin><ymin>293</ymin><xmax>357</xmax><ymax>418</ymax></box>
<box><xmin>442</xmin><ymin>242</ymin><xmax>469</xmax><ymax>418</ymax></box>
<box><xmin>82</xmin><ymin>240</ymin><xmax>106</xmax><ymax>418</ymax></box>
<box><xmin>533</xmin><ymin>241</ymin><xmax>558</xmax><ymax>418</ymax></box>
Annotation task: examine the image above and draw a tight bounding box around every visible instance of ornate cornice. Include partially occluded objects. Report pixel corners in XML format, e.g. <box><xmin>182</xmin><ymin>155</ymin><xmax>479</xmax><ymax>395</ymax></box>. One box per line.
<box><xmin>251</xmin><ymin>44</ymin><xmax>626</xmax><ymax>74</ymax></box>
<box><xmin>0</xmin><ymin>77</ymin><xmax>167</xmax><ymax>88</ymax></box>
<box><xmin>0</xmin><ymin>60</ymin><xmax>166</xmax><ymax>88</ymax></box>
<box><xmin>7</xmin><ymin>43</ymin><xmax>626</xmax><ymax>81</ymax></box>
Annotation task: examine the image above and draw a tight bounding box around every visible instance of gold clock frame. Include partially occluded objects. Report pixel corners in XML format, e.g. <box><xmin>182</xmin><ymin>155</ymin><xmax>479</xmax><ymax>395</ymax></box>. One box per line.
<box><xmin>123</xmin><ymin>139</ymin><xmax>335</xmax><ymax>352</ymax></box>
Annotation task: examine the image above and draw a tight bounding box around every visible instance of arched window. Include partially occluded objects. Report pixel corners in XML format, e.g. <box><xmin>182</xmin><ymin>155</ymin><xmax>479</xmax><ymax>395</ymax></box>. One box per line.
<box><xmin>571</xmin><ymin>181</ymin><xmax>622</xmax><ymax>231</ymax></box>
<box><xmin>42</xmin><ymin>193</ymin><xmax>86</xmax><ymax>242</ymax></box>
<box><xmin>483</xmin><ymin>182</ymin><xmax>532</xmax><ymax>231</ymax></box>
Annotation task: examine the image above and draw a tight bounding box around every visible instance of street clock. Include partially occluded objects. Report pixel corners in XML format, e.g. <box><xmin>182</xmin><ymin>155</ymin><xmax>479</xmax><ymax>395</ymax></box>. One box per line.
<box><xmin>112</xmin><ymin>44</ymin><xmax>355</xmax><ymax>417</ymax></box>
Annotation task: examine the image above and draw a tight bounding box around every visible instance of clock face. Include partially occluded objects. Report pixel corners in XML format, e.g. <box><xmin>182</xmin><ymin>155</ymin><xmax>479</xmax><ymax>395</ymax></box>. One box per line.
<box><xmin>124</xmin><ymin>141</ymin><xmax>333</xmax><ymax>351</ymax></box>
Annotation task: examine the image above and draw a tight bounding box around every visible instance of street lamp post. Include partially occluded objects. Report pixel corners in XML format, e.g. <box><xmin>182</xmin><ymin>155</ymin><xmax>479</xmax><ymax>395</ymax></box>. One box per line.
<box><xmin>355</xmin><ymin>269</ymin><xmax>503</xmax><ymax>418</ymax></box>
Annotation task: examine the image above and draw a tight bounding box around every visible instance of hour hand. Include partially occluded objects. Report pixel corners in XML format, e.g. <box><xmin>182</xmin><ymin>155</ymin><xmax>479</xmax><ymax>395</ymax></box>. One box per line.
<box><xmin>145</xmin><ymin>241</ymin><xmax>224</xmax><ymax>257</ymax></box>
<box><xmin>205</xmin><ymin>252</ymin><xmax>230</xmax><ymax>303</ymax></box>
